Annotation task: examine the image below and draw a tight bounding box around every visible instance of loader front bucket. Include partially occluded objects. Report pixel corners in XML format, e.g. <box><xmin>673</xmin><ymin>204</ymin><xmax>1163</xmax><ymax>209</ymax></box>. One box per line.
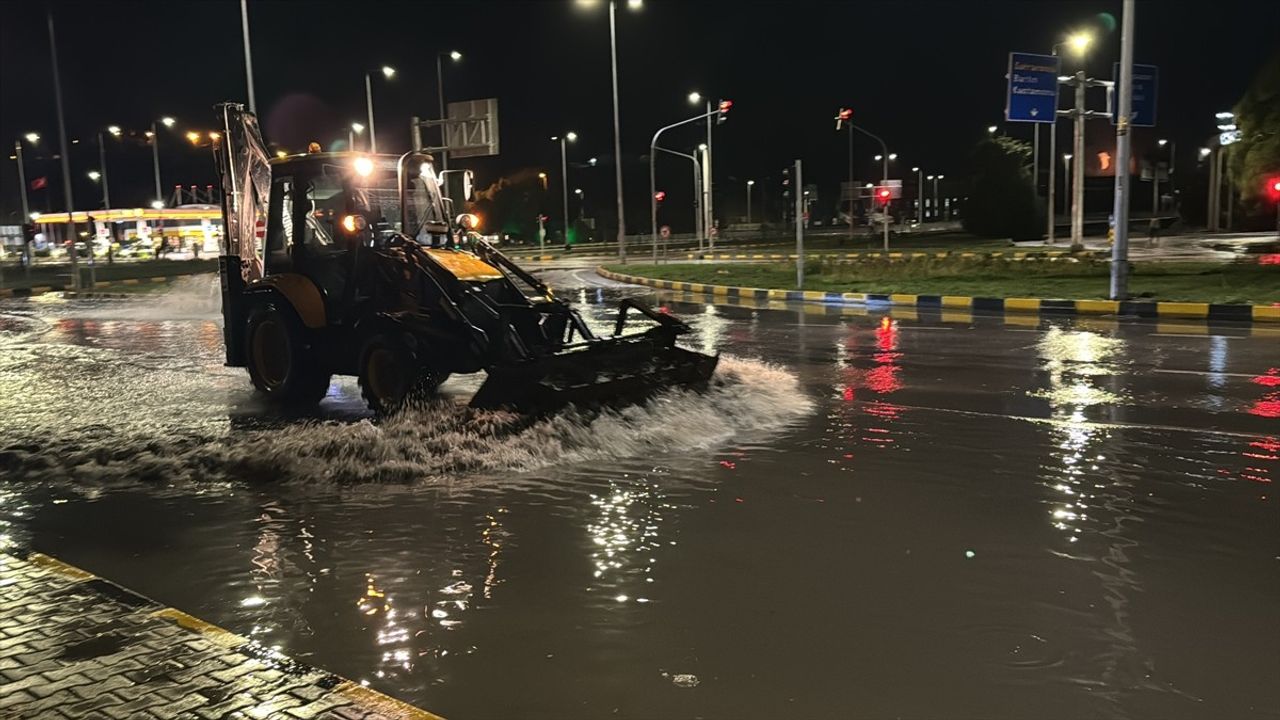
<box><xmin>470</xmin><ymin>334</ymin><xmax>719</xmax><ymax>415</ymax></box>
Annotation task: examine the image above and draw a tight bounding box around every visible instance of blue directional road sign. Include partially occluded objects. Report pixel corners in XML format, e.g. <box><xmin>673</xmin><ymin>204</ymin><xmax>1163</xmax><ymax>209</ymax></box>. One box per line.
<box><xmin>1112</xmin><ymin>62</ymin><xmax>1158</xmax><ymax>127</ymax></box>
<box><xmin>1006</xmin><ymin>52</ymin><xmax>1060</xmax><ymax>123</ymax></box>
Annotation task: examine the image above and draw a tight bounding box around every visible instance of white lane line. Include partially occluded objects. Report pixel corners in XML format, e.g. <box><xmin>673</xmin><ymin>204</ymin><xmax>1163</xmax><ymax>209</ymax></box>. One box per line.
<box><xmin>1152</xmin><ymin>368</ymin><xmax>1258</xmax><ymax>378</ymax></box>
<box><xmin>1151</xmin><ymin>333</ymin><xmax>1239</xmax><ymax>339</ymax></box>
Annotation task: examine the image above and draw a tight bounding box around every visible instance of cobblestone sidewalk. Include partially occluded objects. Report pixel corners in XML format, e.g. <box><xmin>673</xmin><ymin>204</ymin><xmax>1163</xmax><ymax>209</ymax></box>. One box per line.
<box><xmin>0</xmin><ymin>550</ymin><xmax>443</xmax><ymax>720</ymax></box>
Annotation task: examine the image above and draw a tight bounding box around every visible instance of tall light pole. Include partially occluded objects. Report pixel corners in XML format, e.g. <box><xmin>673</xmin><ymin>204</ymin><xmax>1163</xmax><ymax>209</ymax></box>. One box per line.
<box><xmin>926</xmin><ymin>175</ymin><xmax>935</xmax><ymax>219</ymax></box>
<box><xmin>655</xmin><ymin>145</ymin><xmax>702</xmax><ymax>248</ymax></box>
<box><xmin>689</xmin><ymin>92</ymin><xmax>716</xmax><ymax>244</ymax></box>
<box><xmin>746</xmin><ymin>179</ymin><xmax>755</xmax><ymax>224</ymax></box>
<box><xmin>239</xmin><ymin>0</ymin><xmax>257</xmax><ymax>114</ymax></box>
<box><xmin>651</xmin><ymin>105</ymin><xmax>722</xmax><ymax>263</ymax></box>
<box><xmin>1109</xmin><ymin>0</ymin><xmax>1135</xmax><ymax>300</ymax></box>
<box><xmin>149</xmin><ymin>117</ymin><xmax>176</xmax><ymax>206</ymax></box>
<box><xmin>348</xmin><ymin>122</ymin><xmax>365</xmax><ymax>151</ymax></box>
<box><xmin>365</xmin><ymin>65</ymin><xmax>395</xmax><ymax>154</ymax></box>
<box><xmin>837</xmin><ymin>109</ymin><xmax>854</xmax><ymax>242</ymax></box>
<box><xmin>1047</xmin><ymin>31</ymin><xmax>1094</xmax><ymax>245</ymax></box>
<box><xmin>577</xmin><ymin>0</ymin><xmax>641</xmax><ymax>261</ymax></box>
<box><xmin>96</xmin><ymin>126</ymin><xmax>120</xmax><ymax>209</ymax></box>
<box><xmin>847</xmin><ymin>122</ymin><xmax>890</xmax><ymax>250</ymax></box>
<box><xmin>436</xmin><ymin>50</ymin><xmax>462</xmax><ymax>172</ymax></box>
<box><xmin>912</xmin><ymin>167</ymin><xmax>923</xmax><ymax>224</ymax></box>
<box><xmin>1062</xmin><ymin>153</ymin><xmax>1073</xmax><ymax>218</ymax></box>
<box><xmin>553</xmin><ymin>132</ymin><xmax>577</xmax><ymax>245</ymax></box>
<box><xmin>48</xmin><ymin>10</ymin><xmax>82</xmax><ymax>288</ymax></box>
<box><xmin>14</xmin><ymin>134</ymin><xmax>37</xmax><ymax>224</ymax></box>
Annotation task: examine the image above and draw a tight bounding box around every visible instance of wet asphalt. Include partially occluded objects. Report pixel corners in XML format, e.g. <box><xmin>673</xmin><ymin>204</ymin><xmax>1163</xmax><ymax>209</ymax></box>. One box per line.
<box><xmin>0</xmin><ymin>271</ymin><xmax>1277</xmax><ymax>719</ymax></box>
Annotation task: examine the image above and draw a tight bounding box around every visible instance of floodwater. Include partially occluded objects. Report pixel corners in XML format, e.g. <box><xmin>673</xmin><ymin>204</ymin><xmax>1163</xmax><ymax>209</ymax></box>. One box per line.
<box><xmin>1</xmin><ymin>272</ymin><xmax>1277</xmax><ymax>719</ymax></box>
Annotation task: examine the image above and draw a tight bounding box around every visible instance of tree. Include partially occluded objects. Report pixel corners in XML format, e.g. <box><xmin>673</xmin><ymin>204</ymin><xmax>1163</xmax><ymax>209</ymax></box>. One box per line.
<box><xmin>472</xmin><ymin>170</ymin><xmax>545</xmax><ymax>243</ymax></box>
<box><xmin>962</xmin><ymin>136</ymin><xmax>1042</xmax><ymax>241</ymax></box>
<box><xmin>1229</xmin><ymin>51</ymin><xmax>1280</xmax><ymax>212</ymax></box>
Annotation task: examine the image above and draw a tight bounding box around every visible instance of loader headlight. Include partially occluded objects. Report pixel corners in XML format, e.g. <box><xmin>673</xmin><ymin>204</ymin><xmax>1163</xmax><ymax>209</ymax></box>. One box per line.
<box><xmin>341</xmin><ymin>214</ymin><xmax>367</xmax><ymax>234</ymax></box>
<box><xmin>354</xmin><ymin>156</ymin><xmax>374</xmax><ymax>177</ymax></box>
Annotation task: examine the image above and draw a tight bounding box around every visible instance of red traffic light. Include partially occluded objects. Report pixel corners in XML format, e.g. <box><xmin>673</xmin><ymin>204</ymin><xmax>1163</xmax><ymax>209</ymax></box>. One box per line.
<box><xmin>718</xmin><ymin>100</ymin><xmax>733</xmax><ymax>113</ymax></box>
<box><xmin>838</xmin><ymin>108</ymin><xmax>852</xmax><ymax>121</ymax></box>
<box><xmin>654</xmin><ymin>191</ymin><xmax>666</xmax><ymax>202</ymax></box>
<box><xmin>1268</xmin><ymin>177</ymin><xmax>1280</xmax><ymax>200</ymax></box>
<box><xmin>876</xmin><ymin>188</ymin><xmax>892</xmax><ymax>205</ymax></box>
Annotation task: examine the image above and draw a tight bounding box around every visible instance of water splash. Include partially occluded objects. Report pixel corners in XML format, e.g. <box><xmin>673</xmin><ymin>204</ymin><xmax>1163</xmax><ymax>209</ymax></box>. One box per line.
<box><xmin>0</xmin><ymin>357</ymin><xmax>811</xmax><ymax>484</ymax></box>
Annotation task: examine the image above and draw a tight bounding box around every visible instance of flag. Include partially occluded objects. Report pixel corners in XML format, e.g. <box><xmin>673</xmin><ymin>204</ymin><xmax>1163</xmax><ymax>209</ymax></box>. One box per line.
<box><xmin>30</xmin><ymin>177</ymin><xmax>48</xmax><ymax>190</ymax></box>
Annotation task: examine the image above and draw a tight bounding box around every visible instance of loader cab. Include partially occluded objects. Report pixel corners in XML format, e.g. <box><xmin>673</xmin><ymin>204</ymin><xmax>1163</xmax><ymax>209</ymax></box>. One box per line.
<box><xmin>261</xmin><ymin>152</ymin><xmax>448</xmax><ymax>319</ymax></box>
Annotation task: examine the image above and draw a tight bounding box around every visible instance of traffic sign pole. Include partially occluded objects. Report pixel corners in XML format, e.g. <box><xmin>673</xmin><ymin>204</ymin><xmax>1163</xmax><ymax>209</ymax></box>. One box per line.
<box><xmin>1110</xmin><ymin>0</ymin><xmax>1136</xmax><ymax>300</ymax></box>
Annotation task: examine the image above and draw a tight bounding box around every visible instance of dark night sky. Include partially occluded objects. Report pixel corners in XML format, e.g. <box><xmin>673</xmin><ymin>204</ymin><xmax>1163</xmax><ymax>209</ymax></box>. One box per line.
<box><xmin>2</xmin><ymin>0</ymin><xmax>1278</xmax><ymax>230</ymax></box>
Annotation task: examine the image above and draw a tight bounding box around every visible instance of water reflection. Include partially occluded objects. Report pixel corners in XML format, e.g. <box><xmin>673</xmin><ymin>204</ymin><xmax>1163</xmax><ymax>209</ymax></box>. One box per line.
<box><xmin>826</xmin><ymin>316</ymin><xmax>907</xmax><ymax>466</ymax></box>
<box><xmin>1032</xmin><ymin>325</ymin><xmax>1175</xmax><ymax>706</ymax></box>
<box><xmin>587</xmin><ymin>478</ymin><xmax>669</xmax><ymax>603</ymax></box>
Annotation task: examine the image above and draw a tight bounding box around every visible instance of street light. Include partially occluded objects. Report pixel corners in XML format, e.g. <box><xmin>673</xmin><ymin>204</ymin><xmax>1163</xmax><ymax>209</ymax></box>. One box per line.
<box><xmin>987</xmin><ymin>125</ymin><xmax>998</xmax><ymax>135</ymax></box>
<box><xmin>1199</xmin><ymin>147</ymin><xmax>1211</xmax><ymax>158</ymax></box>
<box><xmin>1066</xmin><ymin>31</ymin><xmax>1094</xmax><ymax>55</ymax></box>
<box><xmin>576</xmin><ymin>0</ymin><xmax>642</xmax><ymax>261</ymax></box>
<box><xmin>588</xmin><ymin>157</ymin><xmax>598</xmax><ymax>166</ymax></box>
<box><xmin>149</xmin><ymin>117</ymin><xmax>176</xmax><ymax>207</ymax></box>
<box><xmin>912</xmin><ymin>167</ymin><xmax>923</xmax><ymax>223</ymax></box>
<box><xmin>87</xmin><ymin>170</ymin><xmax>100</xmax><ymax>181</ymax></box>
<box><xmin>746</xmin><ymin>179</ymin><xmax>755</xmax><ymax>223</ymax></box>
<box><xmin>365</xmin><ymin>65</ymin><xmax>395</xmax><ymax>153</ymax></box>
<box><xmin>436</xmin><ymin>50</ymin><xmax>463</xmax><ymax>171</ymax></box>
<box><xmin>689</xmin><ymin>91</ymin><xmax>718</xmax><ymax>250</ymax></box>
<box><xmin>23</xmin><ymin>132</ymin><xmax>40</xmax><ymax>144</ymax></box>
<box><xmin>552</xmin><ymin>132</ymin><xmax>577</xmax><ymax>249</ymax></box>
<box><xmin>349</xmin><ymin>122</ymin><xmax>365</xmax><ymax>151</ymax></box>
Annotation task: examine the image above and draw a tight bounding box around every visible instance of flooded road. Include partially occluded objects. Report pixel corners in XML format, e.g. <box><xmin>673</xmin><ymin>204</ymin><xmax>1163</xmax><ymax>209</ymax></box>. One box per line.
<box><xmin>1</xmin><ymin>273</ymin><xmax>1277</xmax><ymax>719</ymax></box>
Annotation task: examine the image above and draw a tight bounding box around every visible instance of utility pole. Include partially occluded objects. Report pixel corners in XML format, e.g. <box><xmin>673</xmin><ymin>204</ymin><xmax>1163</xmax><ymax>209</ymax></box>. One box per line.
<box><xmin>794</xmin><ymin>159</ymin><xmax>804</xmax><ymax>289</ymax></box>
<box><xmin>240</xmin><ymin>0</ymin><xmax>257</xmax><ymax>114</ymax></box>
<box><xmin>608</xmin><ymin>0</ymin><xmax>627</xmax><ymax>263</ymax></box>
<box><xmin>1109</xmin><ymin>0</ymin><xmax>1135</xmax><ymax>300</ymax></box>
<box><xmin>1070</xmin><ymin>70</ymin><xmax>1086</xmax><ymax>251</ymax></box>
<box><xmin>97</xmin><ymin>132</ymin><xmax>111</xmax><ymax>209</ymax></box>
<box><xmin>704</xmin><ymin>100</ymin><xmax>714</xmax><ymax>246</ymax></box>
<box><xmin>48</xmin><ymin>10</ymin><xmax>78</xmax><ymax>290</ymax></box>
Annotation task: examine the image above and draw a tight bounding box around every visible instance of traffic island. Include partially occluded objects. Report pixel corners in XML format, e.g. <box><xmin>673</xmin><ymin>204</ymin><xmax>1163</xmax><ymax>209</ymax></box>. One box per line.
<box><xmin>0</xmin><ymin>549</ymin><xmax>444</xmax><ymax>720</ymax></box>
<box><xmin>598</xmin><ymin>261</ymin><xmax>1280</xmax><ymax>323</ymax></box>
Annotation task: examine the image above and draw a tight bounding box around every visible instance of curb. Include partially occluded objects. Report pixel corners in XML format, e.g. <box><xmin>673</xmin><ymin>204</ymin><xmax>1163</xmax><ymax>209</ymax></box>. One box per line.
<box><xmin>678</xmin><ymin>249</ymin><xmax>1096</xmax><ymax>263</ymax></box>
<box><xmin>0</xmin><ymin>272</ymin><xmax>199</xmax><ymax>299</ymax></box>
<box><xmin>596</xmin><ymin>267</ymin><xmax>1280</xmax><ymax>324</ymax></box>
<box><xmin>5</xmin><ymin>548</ymin><xmax>446</xmax><ymax>720</ymax></box>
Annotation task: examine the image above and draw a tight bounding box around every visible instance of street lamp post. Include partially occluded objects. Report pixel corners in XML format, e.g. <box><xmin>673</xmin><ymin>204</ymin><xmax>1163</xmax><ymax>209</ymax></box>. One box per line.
<box><xmin>847</xmin><ymin>122</ymin><xmax>890</xmax><ymax>250</ymax></box>
<box><xmin>912</xmin><ymin>167</ymin><xmax>922</xmax><ymax>224</ymax></box>
<box><xmin>348</xmin><ymin>122</ymin><xmax>365</xmax><ymax>152</ymax></box>
<box><xmin>1046</xmin><ymin>32</ymin><xmax>1094</xmax><ymax>245</ymax></box>
<box><xmin>14</xmin><ymin>135</ymin><xmax>36</xmax><ymax>225</ymax></box>
<box><xmin>655</xmin><ymin>145</ymin><xmax>702</xmax><ymax>249</ymax></box>
<box><xmin>746</xmin><ymin>179</ymin><xmax>754</xmax><ymax>224</ymax></box>
<box><xmin>150</xmin><ymin>117</ymin><xmax>175</xmax><ymax>207</ymax></box>
<box><xmin>576</xmin><ymin>0</ymin><xmax>642</xmax><ymax>261</ymax></box>
<box><xmin>96</xmin><ymin>126</ymin><xmax>120</xmax><ymax>209</ymax></box>
<box><xmin>437</xmin><ymin>50</ymin><xmax>462</xmax><ymax>172</ymax></box>
<box><xmin>689</xmin><ymin>93</ymin><xmax>716</xmax><ymax>247</ymax></box>
<box><xmin>365</xmin><ymin>65</ymin><xmax>394</xmax><ymax>154</ymax></box>
<box><xmin>651</xmin><ymin>106</ymin><xmax>721</xmax><ymax>263</ymax></box>
<box><xmin>1062</xmin><ymin>153</ymin><xmax>1073</xmax><ymax>217</ymax></box>
<box><xmin>554</xmin><ymin>132</ymin><xmax>577</xmax><ymax>246</ymax></box>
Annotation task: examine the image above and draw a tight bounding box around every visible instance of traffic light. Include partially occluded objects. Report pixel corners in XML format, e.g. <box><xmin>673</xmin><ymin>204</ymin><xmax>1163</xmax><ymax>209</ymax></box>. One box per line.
<box><xmin>836</xmin><ymin>108</ymin><xmax>852</xmax><ymax>130</ymax></box>
<box><xmin>1267</xmin><ymin>176</ymin><xmax>1280</xmax><ymax>201</ymax></box>
<box><xmin>877</xmin><ymin>187</ymin><xmax>892</xmax><ymax>206</ymax></box>
<box><xmin>654</xmin><ymin>191</ymin><xmax>666</xmax><ymax>204</ymax></box>
<box><xmin>717</xmin><ymin>99</ymin><xmax>733</xmax><ymax>125</ymax></box>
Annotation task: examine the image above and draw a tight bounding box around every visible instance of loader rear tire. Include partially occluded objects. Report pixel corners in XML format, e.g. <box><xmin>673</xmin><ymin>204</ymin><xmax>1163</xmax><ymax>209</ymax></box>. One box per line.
<box><xmin>358</xmin><ymin>334</ymin><xmax>447</xmax><ymax>415</ymax></box>
<box><xmin>245</xmin><ymin>302</ymin><xmax>331</xmax><ymax>407</ymax></box>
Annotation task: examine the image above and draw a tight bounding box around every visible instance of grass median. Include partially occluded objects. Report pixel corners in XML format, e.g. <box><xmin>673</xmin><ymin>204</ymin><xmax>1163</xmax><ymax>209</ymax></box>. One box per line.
<box><xmin>0</xmin><ymin>258</ymin><xmax>218</xmax><ymax>291</ymax></box>
<box><xmin>605</xmin><ymin>258</ymin><xmax>1280</xmax><ymax>305</ymax></box>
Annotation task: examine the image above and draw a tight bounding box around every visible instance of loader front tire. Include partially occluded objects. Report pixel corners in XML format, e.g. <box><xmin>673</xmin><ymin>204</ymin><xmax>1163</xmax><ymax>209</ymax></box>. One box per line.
<box><xmin>358</xmin><ymin>334</ymin><xmax>446</xmax><ymax>415</ymax></box>
<box><xmin>245</xmin><ymin>302</ymin><xmax>330</xmax><ymax>406</ymax></box>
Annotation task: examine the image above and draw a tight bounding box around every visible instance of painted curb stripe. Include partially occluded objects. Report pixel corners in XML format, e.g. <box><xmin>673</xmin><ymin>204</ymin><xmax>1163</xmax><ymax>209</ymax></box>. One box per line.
<box><xmin>5</xmin><ymin>550</ymin><xmax>446</xmax><ymax>720</ymax></box>
<box><xmin>594</xmin><ymin>267</ymin><xmax>1278</xmax><ymax>324</ymax></box>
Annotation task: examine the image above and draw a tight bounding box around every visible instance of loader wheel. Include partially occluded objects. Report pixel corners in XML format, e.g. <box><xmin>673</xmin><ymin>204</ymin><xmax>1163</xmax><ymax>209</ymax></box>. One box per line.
<box><xmin>245</xmin><ymin>302</ymin><xmax>331</xmax><ymax>406</ymax></box>
<box><xmin>358</xmin><ymin>335</ymin><xmax>447</xmax><ymax>415</ymax></box>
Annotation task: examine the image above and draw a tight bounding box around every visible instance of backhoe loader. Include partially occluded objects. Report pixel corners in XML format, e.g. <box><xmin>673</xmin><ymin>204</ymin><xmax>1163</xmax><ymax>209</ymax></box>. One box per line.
<box><xmin>211</xmin><ymin>103</ymin><xmax>716</xmax><ymax>414</ymax></box>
